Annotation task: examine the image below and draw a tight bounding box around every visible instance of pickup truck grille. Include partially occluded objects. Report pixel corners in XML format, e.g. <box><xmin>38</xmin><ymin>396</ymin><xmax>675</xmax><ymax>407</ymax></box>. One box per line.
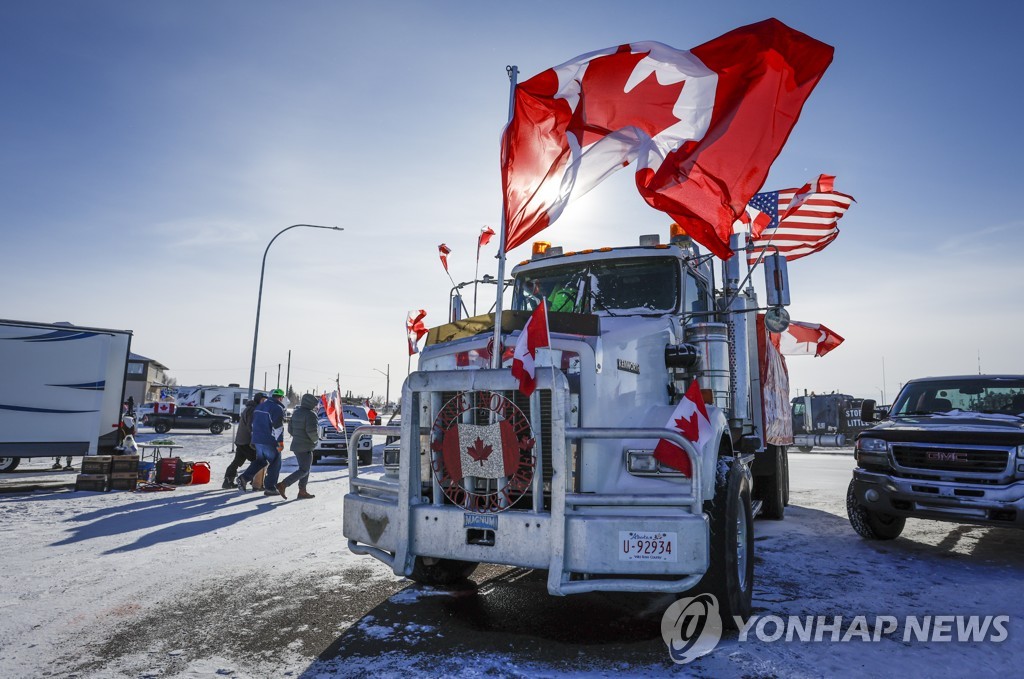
<box><xmin>891</xmin><ymin>443</ymin><xmax>1009</xmax><ymax>474</ymax></box>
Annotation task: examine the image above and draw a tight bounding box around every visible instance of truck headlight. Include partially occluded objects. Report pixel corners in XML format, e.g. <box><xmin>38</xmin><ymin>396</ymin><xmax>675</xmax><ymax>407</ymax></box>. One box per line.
<box><xmin>1017</xmin><ymin>445</ymin><xmax>1024</xmax><ymax>458</ymax></box>
<box><xmin>625</xmin><ymin>449</ymin><xmax>686</xmax><ymax>476</ymax></box>
<box><xmin>855</xmin><ymin>437</ymin><xmax>889</xmax><ymax>467</ymax></box>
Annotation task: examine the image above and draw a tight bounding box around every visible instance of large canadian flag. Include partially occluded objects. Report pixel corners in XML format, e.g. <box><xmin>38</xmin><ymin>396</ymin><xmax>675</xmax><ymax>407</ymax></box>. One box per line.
<box><xmin>654</xmin><ymin>380</ymin><xmax>713</xmax><ymax>475</ymax></box>
<box><xmin>407</xmin><ymin>309</ymin><xmax>428</xmax><ymax>356</ymax></box>
<box><xmin>511</xmin><ymin>303</ymin><xmax>550</xmax><ymax>397</ymax></box>
<box><xmin>501</xmin><ymin>18</ymin><xmax>833</xmax><ymax>259</ymax></box>
<box><xmin>441</xmin><ymin>420</ymin><xmax>521</xmax><ymax>482</ymax></box>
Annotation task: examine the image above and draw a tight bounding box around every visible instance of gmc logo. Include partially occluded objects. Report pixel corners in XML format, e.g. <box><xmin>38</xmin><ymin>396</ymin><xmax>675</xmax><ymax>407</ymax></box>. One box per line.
<box><xmin>926</xmin><ymin>451</ymin><xmax>967</xmax><ymax>462</ymax></box>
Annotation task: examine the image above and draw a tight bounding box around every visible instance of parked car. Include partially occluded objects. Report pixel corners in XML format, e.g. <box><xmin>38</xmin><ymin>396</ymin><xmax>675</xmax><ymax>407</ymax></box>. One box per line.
<box><xmin>312</xmin><ymin>406</ymin><xmax>372</xmax><ymax>466</ymax></box>
<box><xmin>148</xmin><ymin>406</ymin><xmax>233</xmax><ymax>435</ymax></box>
<box><xmin>848</xmin><ymin>374</ymin><xmax>1024</xmax><ymax>540</ymax></box>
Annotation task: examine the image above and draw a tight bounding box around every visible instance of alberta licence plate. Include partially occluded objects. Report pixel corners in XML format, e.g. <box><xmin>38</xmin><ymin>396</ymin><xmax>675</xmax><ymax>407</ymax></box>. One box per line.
<box><xmin>619</xmin><ymin>531</ymin><xmax>677</xmax><ymax>562</ymax></box>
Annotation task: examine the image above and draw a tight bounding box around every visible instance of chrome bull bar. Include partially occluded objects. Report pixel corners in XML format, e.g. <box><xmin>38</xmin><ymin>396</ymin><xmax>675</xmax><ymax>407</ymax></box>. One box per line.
<box><xmin>343</xmin><ymin>368</ymin><xmax>707</xmax><ymax>595</ymax></box>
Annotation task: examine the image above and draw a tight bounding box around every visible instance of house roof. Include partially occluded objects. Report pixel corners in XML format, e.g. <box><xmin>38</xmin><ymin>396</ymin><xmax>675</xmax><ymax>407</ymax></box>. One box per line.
<box><xmin>129</xmin><ymin>352</ymin><xmax>169</xmax><ymax>371</ymax></box>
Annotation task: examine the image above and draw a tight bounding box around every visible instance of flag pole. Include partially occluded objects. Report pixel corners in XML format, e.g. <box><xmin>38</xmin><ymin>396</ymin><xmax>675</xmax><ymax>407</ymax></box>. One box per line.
<box><xmin>473</xmin><ymin>232</ymin><xmax>481</xmax><ymax>316</ymax></box>
<box><xmin>491</xmin><ymin>64</ymin><xmax>518</xmax><ymax>369</ymax></box>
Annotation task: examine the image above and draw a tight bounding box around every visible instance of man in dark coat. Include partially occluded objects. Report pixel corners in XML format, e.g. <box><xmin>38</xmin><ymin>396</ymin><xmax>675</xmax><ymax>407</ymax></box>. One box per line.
<box><xmin>276</xmin><ymin>393</ymin><xmax>321</xmax><ymax>499</ymax></box>
<box><xmin>237</xmin><ymin>389</ymin><xmax>286</xmax><ymax>495</ymax></box>
<box><xmin>222</xmin><ymin>393</ymin><xmax>265</xmax><ymax>489</ymax></box>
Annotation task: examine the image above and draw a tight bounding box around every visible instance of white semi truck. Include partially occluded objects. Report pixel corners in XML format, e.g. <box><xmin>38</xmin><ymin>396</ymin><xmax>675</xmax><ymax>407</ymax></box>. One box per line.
<box><xmin>343</xmin><ymin>227</ymin><xmax>793</xmax><ymax>622</ymax></box>
<box><xmin>0</xmin><ymin>319</ymin><xmax>132</xmax><ymax>472</ymax></box>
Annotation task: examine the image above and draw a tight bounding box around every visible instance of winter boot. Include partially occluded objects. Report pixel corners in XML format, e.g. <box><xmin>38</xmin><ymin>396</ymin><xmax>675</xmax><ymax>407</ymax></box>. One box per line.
<box><xmin>276</xmin><ymin>482</ymin><xmax>288</xmax><ymax>499</ymax></box>
<box><xmin>222</xmin><ymin>475</ymin><xmax>236</xmax><ymax>490</ymax></box>
<box><xmin>297</xmin><ymin>489</ymin><xmax>315</xmax><ymax>499</ymax></box>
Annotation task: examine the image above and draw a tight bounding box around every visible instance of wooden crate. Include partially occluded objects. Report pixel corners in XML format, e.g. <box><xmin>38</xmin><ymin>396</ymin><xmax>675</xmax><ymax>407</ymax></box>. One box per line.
<box><xmin>111</xmin><ymin>455</ymin><xmax>139</xmax><ymax>473</ymax></box>
<box><xmin>75</xmin><ymin>473</ymin><xmax>109</xmax><ymax>492</ymax></box>
<box><xmin>110</xmin><ymin>472</ymin><xmax>138</xmax><ymax>491</ymax></box>
<box><xmin>81</xmin><ymin>456</ymin><xmax>113</xmax><ymax>475</ymax></box>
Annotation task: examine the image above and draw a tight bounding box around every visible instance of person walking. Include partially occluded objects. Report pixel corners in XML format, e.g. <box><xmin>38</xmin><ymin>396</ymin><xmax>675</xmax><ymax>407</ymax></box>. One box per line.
<box><xmin>237</xmin><ymin>388</ymin><xmax>286</xmax><ymax>495</ymax></box>
<box><xmin>222</xmin><ymin>392</ymin><xmax>265</xmax><ymax>489</ymax></box>
<box><xmin>276</xmin><ymin>393</ymin><xmax>320</xmax><ymax>499</ymax></box>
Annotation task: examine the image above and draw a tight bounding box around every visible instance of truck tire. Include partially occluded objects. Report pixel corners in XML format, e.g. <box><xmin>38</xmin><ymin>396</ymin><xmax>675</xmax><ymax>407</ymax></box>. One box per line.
<box><xmin>154</xmin><ymin>422</ymin><xmax>170</xmax><ymax>434</ymax></box>
<box><xmin>409</xmin><ymin>556</ymin><xmax>478</xmax><ymax>586</ymax></box>
<box><xmin>755</xmin><ymin>445</ymin><xmax>787</xmax><ymax>520</ymax></box>
<box><xmin>798</xmin><ymin>446</ymin><xmax>813</xmax><ymax>453</ymax></box>
<box><xmin>358</xmin><ymin>449</ymin><xmax>372</xmax><ymax>466</ymax></box>
<box><xmin>782</xmin><ymin>447</ymin><xmax>790</xmax><ymax>507</ymax></box>
<box><xmin>312</xmin><ymin>453</ymin><xmax>322</xmax><ymax>465</ymax></box>
<box><xmin>0</xmin><ymin>457</ymin><xmax>20</xmax><ymax>473</ymax></box>
<box><xmin>846</xmin><ymin>479</ymin><xmax>905</xmax><ymax>540</ymax></box>
<box><xmin>686</xmin><ymin>458</ymin><xmax>754</xmax><ymax>627</ymax></box>
<box><xmin>210</xmin><ymin>423</ymin><xmax>225</xmax><ymax>434</ymax></box>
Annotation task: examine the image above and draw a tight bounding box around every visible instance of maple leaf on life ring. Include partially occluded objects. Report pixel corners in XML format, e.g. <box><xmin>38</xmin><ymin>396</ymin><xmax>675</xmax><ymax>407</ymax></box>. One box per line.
<box><xmin>466</xmin><ymin>437</ymin><xmax>493</xmax><ymax>465</ymax></box>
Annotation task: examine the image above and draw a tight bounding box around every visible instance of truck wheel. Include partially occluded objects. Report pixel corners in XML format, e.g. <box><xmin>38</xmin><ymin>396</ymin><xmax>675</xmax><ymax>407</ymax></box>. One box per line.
<box><xmin>686</xmin><ymin>458</ymin><xmax>754</xmax><ymax>627</ymax></box>
<box><xmin>409</xmin><ymin>556</ymin><xmax>478</xmax><ymax>586</ymax></box>
<box><xmin>358</xmin><ymin>449</ymin><xmax>372</xmax><ymax>466</ymax></box>
<box><xmin>798</xmin><ymin>446</ymin><xmax>813</xmax><ymax>453</ymax></box>
<box><xmin>210</xmin><ymin>423</ymin><xmax>224</xmax><ymax>434</ymax></box>
<box><xmin>0</xmin><ymin>457</ymin><xmax>20</xmax><ymax>473</ymax></box>
<box><xmin>154</xmin><ymin>422</ymin><xmax>170</xmax><ymax>434</ymax></box>
<box><xmin>782</xmin><ymin>447</ymin><xmax>790</xmax><ymax>507</ymax></box>
<box><xmin>312</xmin><ymin>454</ymin><xmax>322</xmax><ymax>465</ymax></box>
<box><xmin>846</xmin><ymin>479</ymin><xmax>905</xmax><ymax>540</ymax></box>
<box><xmin>755</xmin><ymin>445</ymin><xmax>786</xmax><ymax>520</ymax></box>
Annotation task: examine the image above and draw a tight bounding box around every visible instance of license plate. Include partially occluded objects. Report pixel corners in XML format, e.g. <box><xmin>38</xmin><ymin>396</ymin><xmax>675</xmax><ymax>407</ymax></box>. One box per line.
<box><xmin>619</xmin><ymin>531</ymin><xmax>677</xmax><ymax>562</ymax></box>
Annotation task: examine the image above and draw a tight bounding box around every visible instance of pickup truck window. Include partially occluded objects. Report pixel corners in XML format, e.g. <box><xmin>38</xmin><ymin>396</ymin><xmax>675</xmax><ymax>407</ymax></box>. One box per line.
<box><xmin>890</xmin><ymin>378</ymin><xmax>1024</xmax><ymax>416</ymax></box>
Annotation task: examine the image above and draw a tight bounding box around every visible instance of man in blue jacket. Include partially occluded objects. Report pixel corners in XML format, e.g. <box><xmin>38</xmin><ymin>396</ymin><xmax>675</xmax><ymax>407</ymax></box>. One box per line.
<box><xmin>237</xmin><ymin>388</ymin><xmax>286</xmax><ymax>495</ymax></box>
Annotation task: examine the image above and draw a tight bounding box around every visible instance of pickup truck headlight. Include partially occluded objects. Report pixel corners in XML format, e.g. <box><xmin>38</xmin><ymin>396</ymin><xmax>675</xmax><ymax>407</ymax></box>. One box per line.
<box><xmin>1017</xmin><ymin>445</ymin><xmax>1024</xmax><ymax>458</ymax></box>
<box><xmin>855</xmin><ymin>437</ymin><xmax>890</xmax><ymax>468</ymax></box>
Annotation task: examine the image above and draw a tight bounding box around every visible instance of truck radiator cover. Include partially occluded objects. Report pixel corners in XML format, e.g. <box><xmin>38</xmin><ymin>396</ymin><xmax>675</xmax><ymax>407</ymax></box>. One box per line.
<box><xmin>891</xmin><ymin>443</ymin><xmax>1009</xmax><ymax>474</ymax></box>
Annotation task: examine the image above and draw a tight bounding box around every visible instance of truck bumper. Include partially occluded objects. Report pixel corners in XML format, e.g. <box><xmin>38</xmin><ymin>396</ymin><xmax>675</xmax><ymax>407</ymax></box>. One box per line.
<box><xmin>852</xmin><ymin>469</ymin><xmax>1024</xmax><ymax>527</ymax></box>
<box><xmin>345</xmin><ymin>491</ymin><xmax>709</xmax><ymax>579</ymax></box>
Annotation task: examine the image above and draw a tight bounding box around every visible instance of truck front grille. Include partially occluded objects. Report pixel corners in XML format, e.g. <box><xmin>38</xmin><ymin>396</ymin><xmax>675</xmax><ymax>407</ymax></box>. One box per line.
<box><xmin>891</xmin><ymin>444</ymin><xmax>1010</xmax><ymax>475</ymax></box>
<box><xmin>439</xmin><ymin>389</ymin><xmax>557</xmax><ymax>495</ymax></box>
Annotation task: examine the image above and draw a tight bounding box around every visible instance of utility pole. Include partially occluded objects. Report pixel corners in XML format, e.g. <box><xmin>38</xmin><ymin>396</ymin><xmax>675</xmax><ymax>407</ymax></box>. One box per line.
<box><xmin>276</xmin><ymin>363</ymin><xmax>281</xmax><ymax>390</ymax></box>
<box><xmin>263</xmin><ymin>372</ymin><xmax>267</xmax><ymax>390</ymax></box>
<box><xmin>286</xmin><ymin>350</ymin><xmax>292</xmax><ymax>396</ymax></box>
<box><xmin>373</xmin><ymin>364</ymin><xmax>391</xmax><ymax>407</ymax></box>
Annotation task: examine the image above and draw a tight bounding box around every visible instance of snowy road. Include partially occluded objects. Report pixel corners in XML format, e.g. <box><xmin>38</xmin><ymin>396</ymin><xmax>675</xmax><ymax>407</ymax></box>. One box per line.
<box><xmin>1</xmin><ymin>439</ymin><xmax>1021</xmax><ymax>678</ymax></box>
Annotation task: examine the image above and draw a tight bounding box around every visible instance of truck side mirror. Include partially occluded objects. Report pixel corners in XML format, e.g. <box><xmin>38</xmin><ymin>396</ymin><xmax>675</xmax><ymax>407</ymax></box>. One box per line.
<box><xmin>763</xmin><ymin>252</ymin><xmax>790</xmax><ymax>307</ymax></box>
<box><xmin>861</xmin><ymin>399</ymin><xmax>877</xmax><ymax>423</ymax></box>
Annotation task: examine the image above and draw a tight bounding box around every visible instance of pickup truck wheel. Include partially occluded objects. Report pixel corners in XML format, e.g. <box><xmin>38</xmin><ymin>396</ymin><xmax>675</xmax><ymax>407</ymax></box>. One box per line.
<box><xmin>409</xmin><ymin>556</ymin><xmax>478</xmax><ymax>586</ymax></box>
<box><xmin>153</xmin><ymin>422</ymin><xmax>170</xmax><ymax>434</ymax></box>
<box><xmin>846</xmin><ymin>479</ymin><xmax>905</xmax><ymax>540</ymax></box>
<box><xmin>358</xmin><ymin>449</ymin><xmax>372</xmax><ymax>466</ymax></box>
<box><xmin>312</xmin><ymin>454</ymin><xmax>322</xmax><ymax>465</ymax></box>
<box><xmin>686</xmin><ymin>458</ymin><xmax>753</xmax><ymax>627</ymax></box>
<box><xmin>0</xmin><ymin>457</ymin><xmax>20</xmax><ymax>473</ymax></box>
<box><xmin>755</xmin><ymin>445</ymin><xmax>786</xmax><ymax>520</ymax></box>
<box><xmin>210</xmin><ymin>423</ymin><xmax>224</xmax><ymax>434</ymax></box>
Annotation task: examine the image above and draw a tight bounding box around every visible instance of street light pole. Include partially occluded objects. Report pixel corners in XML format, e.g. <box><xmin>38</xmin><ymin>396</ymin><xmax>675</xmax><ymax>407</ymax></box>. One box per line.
<box><xmin>248</xmin><ymin>224</ymin><xmax>343</xmax><ymax>398</ymax></box>
<box><xmin>373</xmin><ymin>364</ymin><xmax>390</xmax><ymax>407</ymax></box>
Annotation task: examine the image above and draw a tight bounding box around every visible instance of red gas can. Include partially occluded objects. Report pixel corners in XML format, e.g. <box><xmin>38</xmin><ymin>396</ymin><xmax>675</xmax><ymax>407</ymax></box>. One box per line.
<box><xmin>191</xmin><ymin>461</ymin><xmax>211</xmax><ymax>485</ymax></box>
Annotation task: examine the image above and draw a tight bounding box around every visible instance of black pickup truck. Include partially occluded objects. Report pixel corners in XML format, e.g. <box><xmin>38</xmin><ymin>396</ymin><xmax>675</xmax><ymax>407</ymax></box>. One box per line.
<box><xmin>148</xmin><ymin>406</ymin><xmax>233</xmax><ymax>435</ymax></box>
<box><xmin>847</xmin><ymin>375</ymin><xmax>1024</xmax><ymax>539</ymax></box>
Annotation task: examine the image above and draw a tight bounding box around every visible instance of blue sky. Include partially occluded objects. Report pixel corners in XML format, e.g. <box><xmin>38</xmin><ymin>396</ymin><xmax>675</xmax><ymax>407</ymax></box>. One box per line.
<box><xmin>2</xmin><ymin>1</ymin><xmax>1022</xmax><ymax>402</ymax></box>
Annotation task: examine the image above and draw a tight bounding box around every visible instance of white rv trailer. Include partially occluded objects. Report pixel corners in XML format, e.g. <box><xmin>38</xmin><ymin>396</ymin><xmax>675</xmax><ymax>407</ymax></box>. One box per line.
<box><xmin>0</xmin><ymin>319</ymin><xmax>132</xmax><ymax>472</ymax></box>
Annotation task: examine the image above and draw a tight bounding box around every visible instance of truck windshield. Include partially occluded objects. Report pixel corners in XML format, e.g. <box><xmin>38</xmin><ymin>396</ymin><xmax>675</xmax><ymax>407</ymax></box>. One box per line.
<box><xmin>890</xmin><ymin>379</ymin><xmax>1024</xmax><ymax>416</ymax></box>
<box><xmin>512</xmin><ymin>257</ymin><xmax>678</xmax><ymax>315</ymax></box>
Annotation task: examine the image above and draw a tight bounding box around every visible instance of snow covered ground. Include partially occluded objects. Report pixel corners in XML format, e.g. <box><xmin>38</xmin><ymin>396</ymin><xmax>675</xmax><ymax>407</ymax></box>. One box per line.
<box><xmin>1</xmin><ymin>437</ymin><xmax>1021</xmax><ymax>678</ymax></box>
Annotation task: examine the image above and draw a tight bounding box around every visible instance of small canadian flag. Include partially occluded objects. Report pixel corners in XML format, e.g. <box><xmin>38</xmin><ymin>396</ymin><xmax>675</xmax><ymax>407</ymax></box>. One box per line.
<box><xmin>653</xmin><ymin>380</ymin><xmax>713</xmax><ymax>476</ymax></box>
<box><xmin>511</xmin><ymin>303</ymin><xmax>550</xmax><ymax>397</ymax></box>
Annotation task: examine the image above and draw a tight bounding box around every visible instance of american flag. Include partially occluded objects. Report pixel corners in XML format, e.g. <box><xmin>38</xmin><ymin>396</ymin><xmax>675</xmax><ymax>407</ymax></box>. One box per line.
<box><xmin>744</xmin><ymin>177</ymin><xmax>853</xmax><ymax>264</ymax></box>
